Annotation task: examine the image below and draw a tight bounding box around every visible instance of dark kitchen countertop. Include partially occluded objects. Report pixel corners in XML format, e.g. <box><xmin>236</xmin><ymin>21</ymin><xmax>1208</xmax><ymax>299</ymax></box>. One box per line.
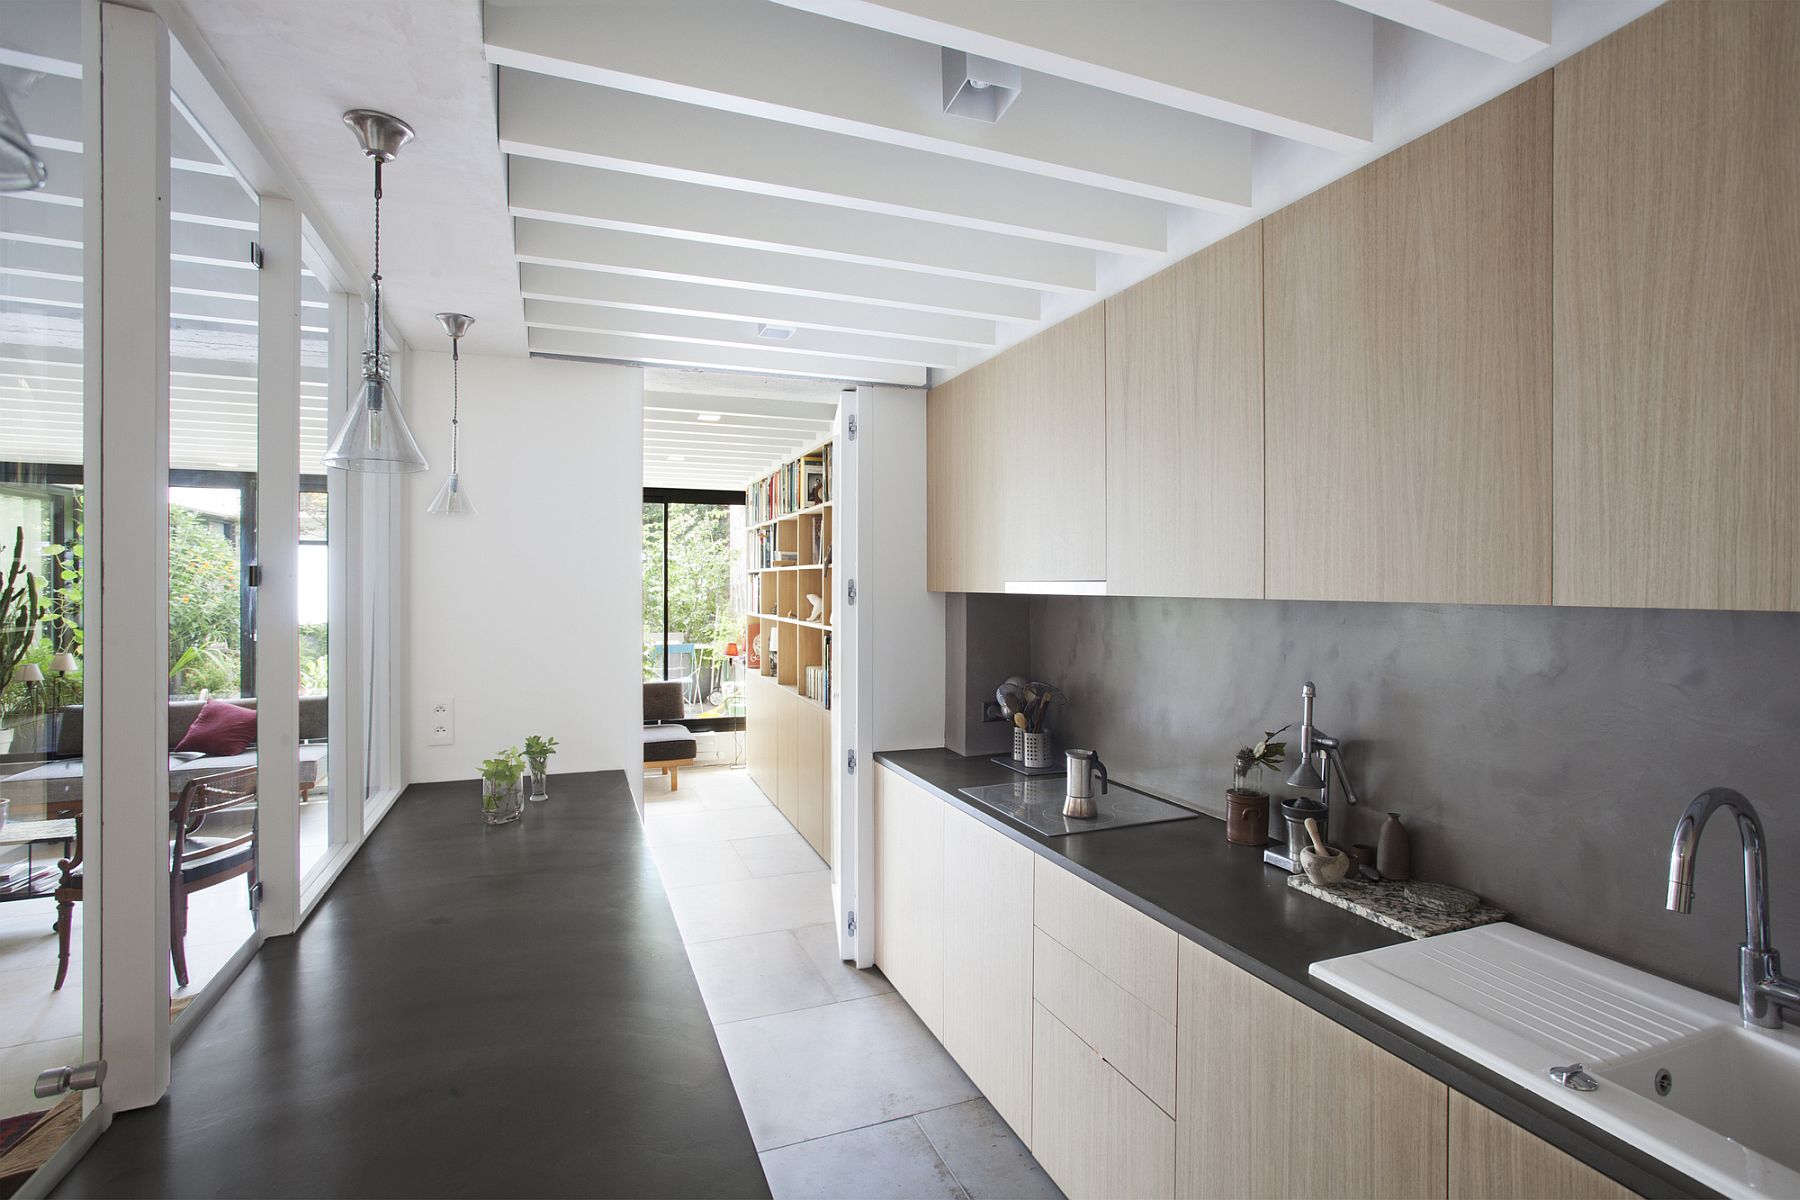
<box><xmin>877</xmin><ymin>748</ymin><xmax>1711</xmax><ymax>1200</ymax></box>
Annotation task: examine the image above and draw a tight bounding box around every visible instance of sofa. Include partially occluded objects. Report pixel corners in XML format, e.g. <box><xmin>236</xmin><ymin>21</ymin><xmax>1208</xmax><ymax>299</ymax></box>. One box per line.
<box><xmin>0</xmin><ymin>696</ymin><xmax>329</xmax><ymax>817</ymax></box>
<box><xmin>643</xmin><ymin>682</ymin><xmax>697</xmax><ymax>791</ymax></box>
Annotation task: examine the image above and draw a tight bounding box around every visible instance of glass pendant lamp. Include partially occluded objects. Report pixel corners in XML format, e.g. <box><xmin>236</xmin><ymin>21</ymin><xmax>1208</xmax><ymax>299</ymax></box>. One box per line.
<box><xmin>427</xmin><ymin>312</ymin><xmax>478</xmax><ymax>515</ymax></box>
<box><xmin>323</xmin><ymin>110</ymin><xmax>428</xmax><ymax>474</ymax></box>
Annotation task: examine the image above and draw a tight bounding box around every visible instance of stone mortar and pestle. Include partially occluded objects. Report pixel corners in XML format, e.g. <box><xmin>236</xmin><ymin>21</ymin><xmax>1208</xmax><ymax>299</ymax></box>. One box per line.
<box><xmin>1301</xmin><ymin>817</ymin><xmax>1348</xmax><ymax>886</ymax></box>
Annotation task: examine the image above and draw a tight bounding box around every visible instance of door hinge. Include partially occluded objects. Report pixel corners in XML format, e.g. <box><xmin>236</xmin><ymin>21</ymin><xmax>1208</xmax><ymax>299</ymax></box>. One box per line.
<box><xmin>249</xmin><ymin>241</ymin><xmax>264</xmax><ymax>269</ymax></box>
<box><xmin>35</xmin><ymin>1060</ymin><xmax>105</xmax><ymax>1099</ymax></box>
<box><xmin>846</xmin><ymin>910</ymin><xmax>857</xmax><ymax>938</ymax></box>
<box><xmin>847</xmin><ymin>749</ymin><xmax>857</xmax><ymax>775</ymax></box>
<box><xmin>246</xmin><ymin>563</ymin><xmax>262</xmax><ymax>588</ymax></box>
<box><xmin>249</xmin><ymin>881</ymin><xmax>263</xmax><ymax>909</ymax></box>
<box><xmin>846</xmin><ymin>413</ymin><xmax>858</xmax><ymax>441</ymax></box>
<box><xmin>846</xmin><ymin>579</ymin><xmax>857</xmax><ymax>606</ymax></box>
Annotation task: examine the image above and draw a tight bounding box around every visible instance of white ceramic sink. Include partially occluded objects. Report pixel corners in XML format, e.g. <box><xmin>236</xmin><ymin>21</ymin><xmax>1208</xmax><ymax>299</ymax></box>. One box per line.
<box><xmin>1311</xmin><ymin>924</ymin><xmax>1800</xmax><ymax>1198</ymax></box>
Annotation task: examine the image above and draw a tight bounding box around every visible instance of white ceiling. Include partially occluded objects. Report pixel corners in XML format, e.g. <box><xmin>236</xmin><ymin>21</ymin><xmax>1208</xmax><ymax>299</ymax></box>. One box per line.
<box><xmin>639</xmin><ymin>368</ymin><xmax>839</xmax><ymax>492</ymax></box>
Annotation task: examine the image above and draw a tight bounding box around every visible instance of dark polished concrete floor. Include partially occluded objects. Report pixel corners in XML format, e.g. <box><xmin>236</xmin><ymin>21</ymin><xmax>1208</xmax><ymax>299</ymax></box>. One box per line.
<box><xmin>55</xmin><ymin>772</ymin><xmax>771</xmax><ymax>1199</ymax></box>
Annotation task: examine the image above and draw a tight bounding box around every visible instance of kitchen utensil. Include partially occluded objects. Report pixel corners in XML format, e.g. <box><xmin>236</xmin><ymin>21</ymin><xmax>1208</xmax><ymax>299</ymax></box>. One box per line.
<box><xmin>1377</xmin><ymin>812</ymin><xmax>1411</xmax><ymax>881</ymax></box>
<box><xmin>1269</xmin><ymin>794</ymin><xmax>1327</xmax><ymax>872</ymax></box>
<box><xmin>1014</xmin><ymin>712</ymin><xmax>1028</xmax><ymax>729</ymax></box>
<box><xmin>1019</xmin><ymin>731</ymin><xmax>1053</xmax><ymax>769</ymax></box>
<box><xmin>1063</xmin><ymin>749</ymin><xmax>1107</xmax><ymax>818</ymax></box>
<box><xmin>1300</xmin><ymin>817</ymin><xmax>1348</xmax><ymax>885</ymax></box>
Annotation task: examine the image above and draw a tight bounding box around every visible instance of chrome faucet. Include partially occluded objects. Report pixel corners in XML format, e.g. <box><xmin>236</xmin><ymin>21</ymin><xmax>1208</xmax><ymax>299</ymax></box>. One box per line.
<box><xmin>1285</xmin><ymin>681</ymin><xmax>1362</xmax><ymax>810</ymax></box>
<box><xmin>1665</xmin><ymin>788</ymin><xmax>1800</xmax><ymax>1029</ymax></box>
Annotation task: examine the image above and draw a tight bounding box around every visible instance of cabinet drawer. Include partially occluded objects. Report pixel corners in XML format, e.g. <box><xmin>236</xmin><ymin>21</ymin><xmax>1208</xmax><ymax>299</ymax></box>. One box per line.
<box><xmin>1033</xmin><ymin>1002</ymin><xmax>1174</xmax><ymax>1200</ymax></box>
<box><xmin>1034</xmin><ymin>928</ymin><xmax>1176</xmax><ymax>1115</ymax></box>
<box><xmin>1034</xmin><ymin>857</ymin><xmax>1177</xmax><ymax>1022</ymax></box>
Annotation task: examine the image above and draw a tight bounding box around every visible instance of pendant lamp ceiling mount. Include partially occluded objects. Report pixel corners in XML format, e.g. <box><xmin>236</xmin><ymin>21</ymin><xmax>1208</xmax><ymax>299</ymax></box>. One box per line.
<box><xmin>342</xmin><ymin>110</ymin><xmax>414</xmax><ymax>163</ymax></box>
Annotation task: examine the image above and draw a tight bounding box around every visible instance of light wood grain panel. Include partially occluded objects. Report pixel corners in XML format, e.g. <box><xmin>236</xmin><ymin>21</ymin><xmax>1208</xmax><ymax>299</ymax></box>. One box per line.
<box><xmin>744</xmin><ymin>674</ymin><xmax>776</xmax><ymax>800</ymax></box>
<box><xmin>1034</xmin><ymin>1002</ymin><xmax>1175</xmax><ymax>1200</ymax></box>
<box><xmin>819</xmin><ymin>703</ymin><xmax>834</xmax><ymax>868</ymax></box>
<box><xmin>1106</xmin><ymin>225</ymin><xmax>1264</xmax><ymax>598</ymax></box>
<box><xmin>1009</xmin><ymin>305</ymin><xmax>1107</xmax><ymax>582</ymax></box>
<box><xmin>775</xmin><ymin>684</ymin><xmax>800</xmax><ymax>824</ymax></box>
<box><xmin>1265</xmin><ymin>77</ymin><xmax>1552</xmax><ymax>605</ymax></box>
<box><xmin>1449</xmin><ymin>1092</ymin><xmax>1637</xmax><ymax>1200</ymax></box>
<box><xmin>927</xmin><ymin>369</ymin><xmax>977</xmax><ymax>592</ymax></box>
<box><xmin>1552</xmin><ymin>0</ymin><xmax>1800</xmax><ymax>610</ymax></box>
<box><xmin>874</xmin><ymin>765</ymin><xmax>944</xmax><ymax>1037</ymax></box>
<box><xmin>796</xmin><ymin>699</ymin><xmax>826</xmax><ymax>854</ymax></box>
<box><xmin>942</xmin><ymin>807</ymin><xmax>1036</xmax><ymax>1144</ymax></box>
<box><xmin>1034</xmin><ymin>856</ymin><xmax>1177</xmax><ymax>1021</ymax></box>
<box><xmin>1175</xmin><ymin>937</ymin><xmax>1447</xmax><ymax>1199</ymax></box>
<box><xmin>1033</xmin><ymin>927</ymin><xmax>1176</xmax><ymax>1115</ymax></box>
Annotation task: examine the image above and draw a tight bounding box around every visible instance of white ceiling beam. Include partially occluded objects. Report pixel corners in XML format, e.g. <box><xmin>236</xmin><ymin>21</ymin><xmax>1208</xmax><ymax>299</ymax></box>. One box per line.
<box><xmin>644</xmin><ymin>415</ymin><xmax>826</xmax><ymax>437</ymax></box>
<box><xmin>508</xmin><ymin>159</ymin><xmax>1095</xmax><ymax>294</ymax></box>
<box><xmin>1338</xmin><ymin>0</ymin><xmax>1550</xmax><ymax>61</ymax></box>
<box><xmin>519</xmin><ymin>263</ymin><xmax>995</xmax><ymax>349</ymax></box>
<box><xmin>529</xmin><ymin>327</ymin><xmax>927</xmax><ymax>387</ymax></box>
<box><xmin>774</xmin><ymin>0</ymin><xmax>1374</xmax><ymax>151</ymax></box>
<box><xmin>523</xmin><ymin>298</ymin><xmax>962</xmax><ymax>371</ymax></box>
<box><xmin>646</xmin><ymin>394</ymin><xmax>841</xmax><ymax>419</ymax></box>
<box><xmin>497</xmin><ymin>70</ymin><xmax>1168</xmax><ymax>256</ymax></box>
<box><xmin>483</xmin><ymin>0</ymin><xmax>1250</xmax><ymax>210</ymax></box>
<box><xmin>513</xmin><ymin>220</ymin><xmax>1041</xmax><ymax>322</ymax></box>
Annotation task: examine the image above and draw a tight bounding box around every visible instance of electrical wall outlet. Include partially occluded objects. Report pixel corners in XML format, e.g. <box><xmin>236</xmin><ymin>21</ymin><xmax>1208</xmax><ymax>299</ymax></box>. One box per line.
<box><xmin>428</xmin><ymin>697</ymin><xmax>454</xmax><ymax>746</ymax></box>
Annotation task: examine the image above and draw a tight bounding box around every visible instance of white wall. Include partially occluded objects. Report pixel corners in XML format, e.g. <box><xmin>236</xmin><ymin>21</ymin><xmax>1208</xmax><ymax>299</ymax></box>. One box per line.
<box><xmin>403</xmin><ymin>351</ymin><xmax>643</xmax><ymax>801</ymax></box>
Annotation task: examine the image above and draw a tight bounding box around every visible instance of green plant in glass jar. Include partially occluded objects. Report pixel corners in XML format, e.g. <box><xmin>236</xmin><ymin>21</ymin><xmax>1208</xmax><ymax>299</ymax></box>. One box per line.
<box><xmin>480</xmin><ymin>747</ymin><xmax>527</xmax><ymax>825</ymax></box>
<box><xmin>523</xmin><ymin>734</ymin><xmax>558</xmax><ymax>802</ymax></box>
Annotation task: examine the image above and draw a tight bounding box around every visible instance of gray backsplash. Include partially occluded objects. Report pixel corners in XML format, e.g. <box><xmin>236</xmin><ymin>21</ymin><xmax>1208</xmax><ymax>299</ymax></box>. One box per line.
<box><xmin>999</xmin><ymin>594</ymin><xmax>1800</xmax><ymax>999</ymax></box>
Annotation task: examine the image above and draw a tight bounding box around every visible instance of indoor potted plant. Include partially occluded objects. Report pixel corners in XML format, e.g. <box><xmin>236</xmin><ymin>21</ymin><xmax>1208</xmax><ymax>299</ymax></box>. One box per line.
<box><xmin>523</xmin><ymin>734</ymin><xmax>558</xmax><ymax>802</ymax></box>
<box><xmin>480</xmin><ymin>747</ymin><xmax>527</xmax><ymax>825</ymax></box>
<box><xmin>1225</xmin><ymin>724</ymin><xmax>1289</xmax><ymax>846</ymax></box>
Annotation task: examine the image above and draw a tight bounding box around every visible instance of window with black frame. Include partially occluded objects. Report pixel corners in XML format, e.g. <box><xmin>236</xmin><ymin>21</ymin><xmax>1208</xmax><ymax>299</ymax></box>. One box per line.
<box><xmin>642</xmin><ymin>488</ymin><xmax>747</xmax><ymax>728</ymax></box>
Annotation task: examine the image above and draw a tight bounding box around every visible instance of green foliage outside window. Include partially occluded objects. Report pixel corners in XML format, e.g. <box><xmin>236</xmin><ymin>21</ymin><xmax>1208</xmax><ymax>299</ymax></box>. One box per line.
<box><xmin>642</xmin><ymin>503</ymin><xmax>738</xmax><ymax>681</ymax></box>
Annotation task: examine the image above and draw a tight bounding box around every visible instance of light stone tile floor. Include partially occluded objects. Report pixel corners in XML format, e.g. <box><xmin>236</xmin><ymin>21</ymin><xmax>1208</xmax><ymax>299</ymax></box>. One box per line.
<box><xmin>643</xmin><ymin>765</ymin><xmax>1063</xmax><ymax>1200</ymax></box>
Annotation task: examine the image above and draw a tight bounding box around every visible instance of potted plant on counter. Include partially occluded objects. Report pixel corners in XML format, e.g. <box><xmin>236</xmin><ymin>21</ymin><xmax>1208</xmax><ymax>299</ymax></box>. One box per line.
<box><xmin>480</xmin><ymin>747</ymin><xmax>527</xmax><ymax>825</ymax></box>
<box><xmin>1225</xmin><ymin>724</ymin><xmax>1289</xmax><ymax>847</ymax></box>
<box><xmin>523</xmin><ymin>734</ymin><xmax>558</xmax><ymax>802</ymax></box>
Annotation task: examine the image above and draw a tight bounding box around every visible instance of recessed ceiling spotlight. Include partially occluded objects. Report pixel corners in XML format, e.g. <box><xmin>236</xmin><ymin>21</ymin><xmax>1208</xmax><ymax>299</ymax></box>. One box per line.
<box><xmin>757</xmin><ymin>323</ymin><xmax>797</xmax><ymax>341</ymax></box>
<box><xmin>942</xmin><ymin>48</ymin><xmax>1021</xmax><ymax>122</ymax></box>
<box><xmin>697</xmin><ymin>412</ymin><xmax>722</xmax><ymax>422</ymax></box>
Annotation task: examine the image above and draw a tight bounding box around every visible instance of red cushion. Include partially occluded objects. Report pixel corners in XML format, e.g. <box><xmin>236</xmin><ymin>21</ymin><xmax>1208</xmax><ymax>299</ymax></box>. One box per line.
<box><xmin>173</xmin><ymin>700</ymin><xmax>258</xmax><ymax>756</ymax></box>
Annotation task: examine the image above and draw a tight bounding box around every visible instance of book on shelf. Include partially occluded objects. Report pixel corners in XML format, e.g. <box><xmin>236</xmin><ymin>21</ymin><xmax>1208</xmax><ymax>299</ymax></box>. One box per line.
<box><xmin>822</xmin><ymin>631</ymin><xmax>831</xmax><ymax>710</ymax></box>
<box><xmin>745</xmin><ymin>441</ymin><xmax>832</xmax><ymax>524</ymax></box>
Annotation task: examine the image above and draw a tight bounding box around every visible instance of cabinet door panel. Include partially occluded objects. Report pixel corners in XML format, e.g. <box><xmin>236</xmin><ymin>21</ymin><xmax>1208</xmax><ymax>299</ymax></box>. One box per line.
<box><xmin>796</xmin><ymin>700</ymin><xmax>825</xmax><ymax>854</ymax></box>
<box><xmin>1449</xmin><ymin>1092</ymin><xmax>1637</xmax><ymax>1200</ymax></box>
<box><xmin>1265</xmin><ymin>77</ymin><xmax>1552</xmax><ymax>605</ymax></box>
<box><xmin>1106</xmin><ymin>225</ymin><xmax>1264</xmax><ymax>598</ymax></box>
<box><xmin>874</xmin><ymin>767</ymin><xmax>944</xmax><ymax>1037</ymax></box>
<box><xmin>1553</xmin><ymin>0</ymin><xmax>1800</xmax><ymax>610</ymax></box>
<box><xmin>1033</xmin><ymin>928</ymin><xmax>1175</xmax><ymax>1115</ymax></box>
<box><xmin>1034</xmin><ymin>857</ymin><xmax>1176</xmax><ymax>1021</ymax></box>
<box><xmin>942</xmin><ymin>808</ymin><xmax>1035</xmax><ymax>1143</ymax></box>
<box><xmin>775</xmin><ymin>685</ymin><xmax>800</xmax><ymax>824</ymax></box>
<box><xmin>1033</xmin><ymin>1002</ymin><xmax>1174</xmax><ymax>1200</ymax></box>
<box><xmin>1175</xmin><ymin>937</ymin><xmax>1447</xmax><ymax>1199</ymax></box>
<box><xmin>745</xmin><ymin>675</ymin><xmax>775</xmax><ymax>800</ymax></box>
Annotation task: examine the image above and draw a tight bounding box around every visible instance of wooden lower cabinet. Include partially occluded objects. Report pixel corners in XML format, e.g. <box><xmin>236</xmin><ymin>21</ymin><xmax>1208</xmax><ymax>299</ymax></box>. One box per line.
<box><xmin>1174</xmin><ymin>937</ymin><xmax>1448</xmax><ymax>1199</ymax></box>
<box><xmin>942</xmin><ymin>807</ymin><xmax>1034</xmax><ymax>1143</ymax></box>
<box><xmin>874</xmin><ymin>767</ymin><xmax>944</xmax><ymax>1037</ymax></box>
<box><xmin>1034</xmin><ymin>1002</ymin><xmax>1175</xmax><ymax>1200</ymax></box>
<box><xmin>1449</xmin><ymin>1093</ymin><xmax>1636</xmax><ymax>1200</ymax></box>
<box><xmin>795</xmin><ymin>699</ymin><xmax>828</xmax><ymax>859</ymax></box>
<box><xmin>744</xmin><ymin>675</ymin><xmax>775</xmax><ymax>796</ymax></box>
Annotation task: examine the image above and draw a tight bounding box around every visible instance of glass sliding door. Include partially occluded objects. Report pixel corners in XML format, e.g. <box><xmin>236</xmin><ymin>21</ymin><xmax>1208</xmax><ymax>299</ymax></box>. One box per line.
<box><xmin>298</xmin><ymin>254</ymin><xmax>331</xmax><ymax>881</ymax></box>
<box><xmin>0</xmin><ymin>0</ymin><xmax>93</xmax><ymax>1171</ymax></box>
<box><xmin>642</xmin><ymin>491</ymin><xmax>747</xmax><ymax>735</ymax></box>
<box><xmin>166</xmin><ymin>83</ymin><xmax>259</xmax><ymax>1012</ymax></box>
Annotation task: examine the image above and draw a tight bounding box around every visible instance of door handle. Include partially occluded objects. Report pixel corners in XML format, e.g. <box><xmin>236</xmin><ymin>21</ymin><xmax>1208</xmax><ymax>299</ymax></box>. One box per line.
<box><xmin>35</xmin><ymin>1059</ymin><xmax>106</xmax><ymax>1099</ymax></box>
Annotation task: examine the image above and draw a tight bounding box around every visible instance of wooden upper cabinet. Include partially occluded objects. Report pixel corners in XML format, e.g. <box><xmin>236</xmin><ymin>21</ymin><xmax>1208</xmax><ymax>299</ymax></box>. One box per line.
<box><xmin>927</xmin><ymin>307</ymin><xmax>1105</xmax><ymax>591</ymax></box>
<box><xmin>1553</xmin><ymin>0</ymin><xmax>1800</xmax><ymax>611</ymax></box>
<box><xmin>1264</xmin><ymin>77</ymin><xmax>1553</xmax><ymax>605</ymax></box>
<box><xmin>1106</xmin><ymin>226</ymin><xmax>1264</xmax><ymax>598</ymax></box>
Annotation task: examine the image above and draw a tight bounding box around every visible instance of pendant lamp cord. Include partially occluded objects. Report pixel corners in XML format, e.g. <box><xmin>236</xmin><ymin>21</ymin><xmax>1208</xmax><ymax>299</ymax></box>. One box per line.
<box><xmin>370</xmin><ymin>158</ymin><xmax>383</xmax><ymax>359</ymax></box>
<box><xmin>449</xmin><ymin>337</ymin><xmax>460</xmax><ymax>475</ymax></box>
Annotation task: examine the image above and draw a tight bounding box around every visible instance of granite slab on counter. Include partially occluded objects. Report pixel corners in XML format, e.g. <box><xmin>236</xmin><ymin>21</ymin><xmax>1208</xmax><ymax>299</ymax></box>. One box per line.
<box><xmin>875</xmin><ymin>748</ymin><xmax>1707</xmax><ymax>1200</ymax></box>
<box><xmin>1287</xmin><ymin>874</ymin><xmax>1509</xmax><ymax>940</ymax></box>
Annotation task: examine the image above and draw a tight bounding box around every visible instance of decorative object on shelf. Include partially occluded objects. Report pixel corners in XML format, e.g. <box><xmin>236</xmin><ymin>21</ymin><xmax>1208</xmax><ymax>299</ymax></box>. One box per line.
<box><xmin>479</xmin><ymin>747</ymin><xmax>526</xmax><ymax>825</ymax></box>
<box><xmin>427</xmin><ymin>312</ymin><xmax>478</xmax><ymax>515</ymax></box>
<box><xmin>805</xmin><ymin>593</ymin><xmax>823</xmax><ymax>622</ymax></box>
<box><xmin>1063</xmin><ymin>748</ymin><xmax>1107</xmax><ymax>819</ymax></box>
<box><xmin>323</xmin><ymin>109</ymin><xmax>428</xmax><ymax>474</ymax></box>
<box><xmin>523</xmin><ymin>734</ymin><xmax>557</xmax><ymax>802</ymax></box>
<box><xmin>1225</xmin><ymin>723</ymin><xmax>1289</xmax><ymax>847</ymax></box>
<box><xmin>1301</xmin><ymin>815</ymin><xmax>1349</xmax><ymax>885</ymax></box>
<box><xmin>1377</xmin><ymin>812</ymin><xmax>1412</xmax><ymax>881</ymax></box>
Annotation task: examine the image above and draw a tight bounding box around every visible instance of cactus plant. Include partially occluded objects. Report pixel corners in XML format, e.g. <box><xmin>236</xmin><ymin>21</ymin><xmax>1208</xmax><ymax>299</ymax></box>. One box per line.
<box><xmin>0</xmin><ymin>526</ymin><xmax>44</xmax><ymax>695</ymax></box>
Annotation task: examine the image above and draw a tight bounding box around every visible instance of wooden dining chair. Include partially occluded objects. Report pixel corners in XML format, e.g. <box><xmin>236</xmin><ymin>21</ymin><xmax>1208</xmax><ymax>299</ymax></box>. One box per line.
<box><xmin>52</xmin><ymin>765</ymin><xmax>259</xmax><ymax>990</ymax></box>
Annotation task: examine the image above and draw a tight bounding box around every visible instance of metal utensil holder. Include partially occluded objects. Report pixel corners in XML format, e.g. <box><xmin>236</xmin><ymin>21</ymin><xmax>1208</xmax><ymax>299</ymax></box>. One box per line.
<box><xmin>1019</xmin><ymin>731</ymin><xmax>1054</xmax><ymax>769</ymax></box>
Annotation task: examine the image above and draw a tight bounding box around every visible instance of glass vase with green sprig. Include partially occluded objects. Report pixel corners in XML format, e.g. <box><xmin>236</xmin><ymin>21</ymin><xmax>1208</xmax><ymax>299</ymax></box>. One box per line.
<box><xmin>480</xmin><ymin>747</ymin><xmax>527</xmax><ymax>825</ymax></box>
<box><xmin>1231</xmin><ymin>724</ymin><xmax>1291</xmax><ymax>797</ymax></box>
<box><xmin>523</xmin><ymin>734</ymin><xmax>558</xmax><ymax>802</ymax></box>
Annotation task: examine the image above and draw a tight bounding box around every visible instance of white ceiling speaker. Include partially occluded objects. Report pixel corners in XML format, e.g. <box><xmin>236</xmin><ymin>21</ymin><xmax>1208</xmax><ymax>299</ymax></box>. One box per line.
<box><xmin>942</xmin><ymin>48</ymin><xmax>1022</xmax><ymax>122</ymax></box>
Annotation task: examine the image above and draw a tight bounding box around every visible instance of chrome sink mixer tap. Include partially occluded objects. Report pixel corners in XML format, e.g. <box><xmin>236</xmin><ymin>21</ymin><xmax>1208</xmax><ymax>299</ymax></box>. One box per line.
<box><xmin>1285</xmin><ymin>681</ymin><xmax>1363</xmax><ymax>812</ymax></box>
<box><xmin>1666</xmin><ymin>787</ymin><xmax>1800</xmax><ymax>1029</ymax></box>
